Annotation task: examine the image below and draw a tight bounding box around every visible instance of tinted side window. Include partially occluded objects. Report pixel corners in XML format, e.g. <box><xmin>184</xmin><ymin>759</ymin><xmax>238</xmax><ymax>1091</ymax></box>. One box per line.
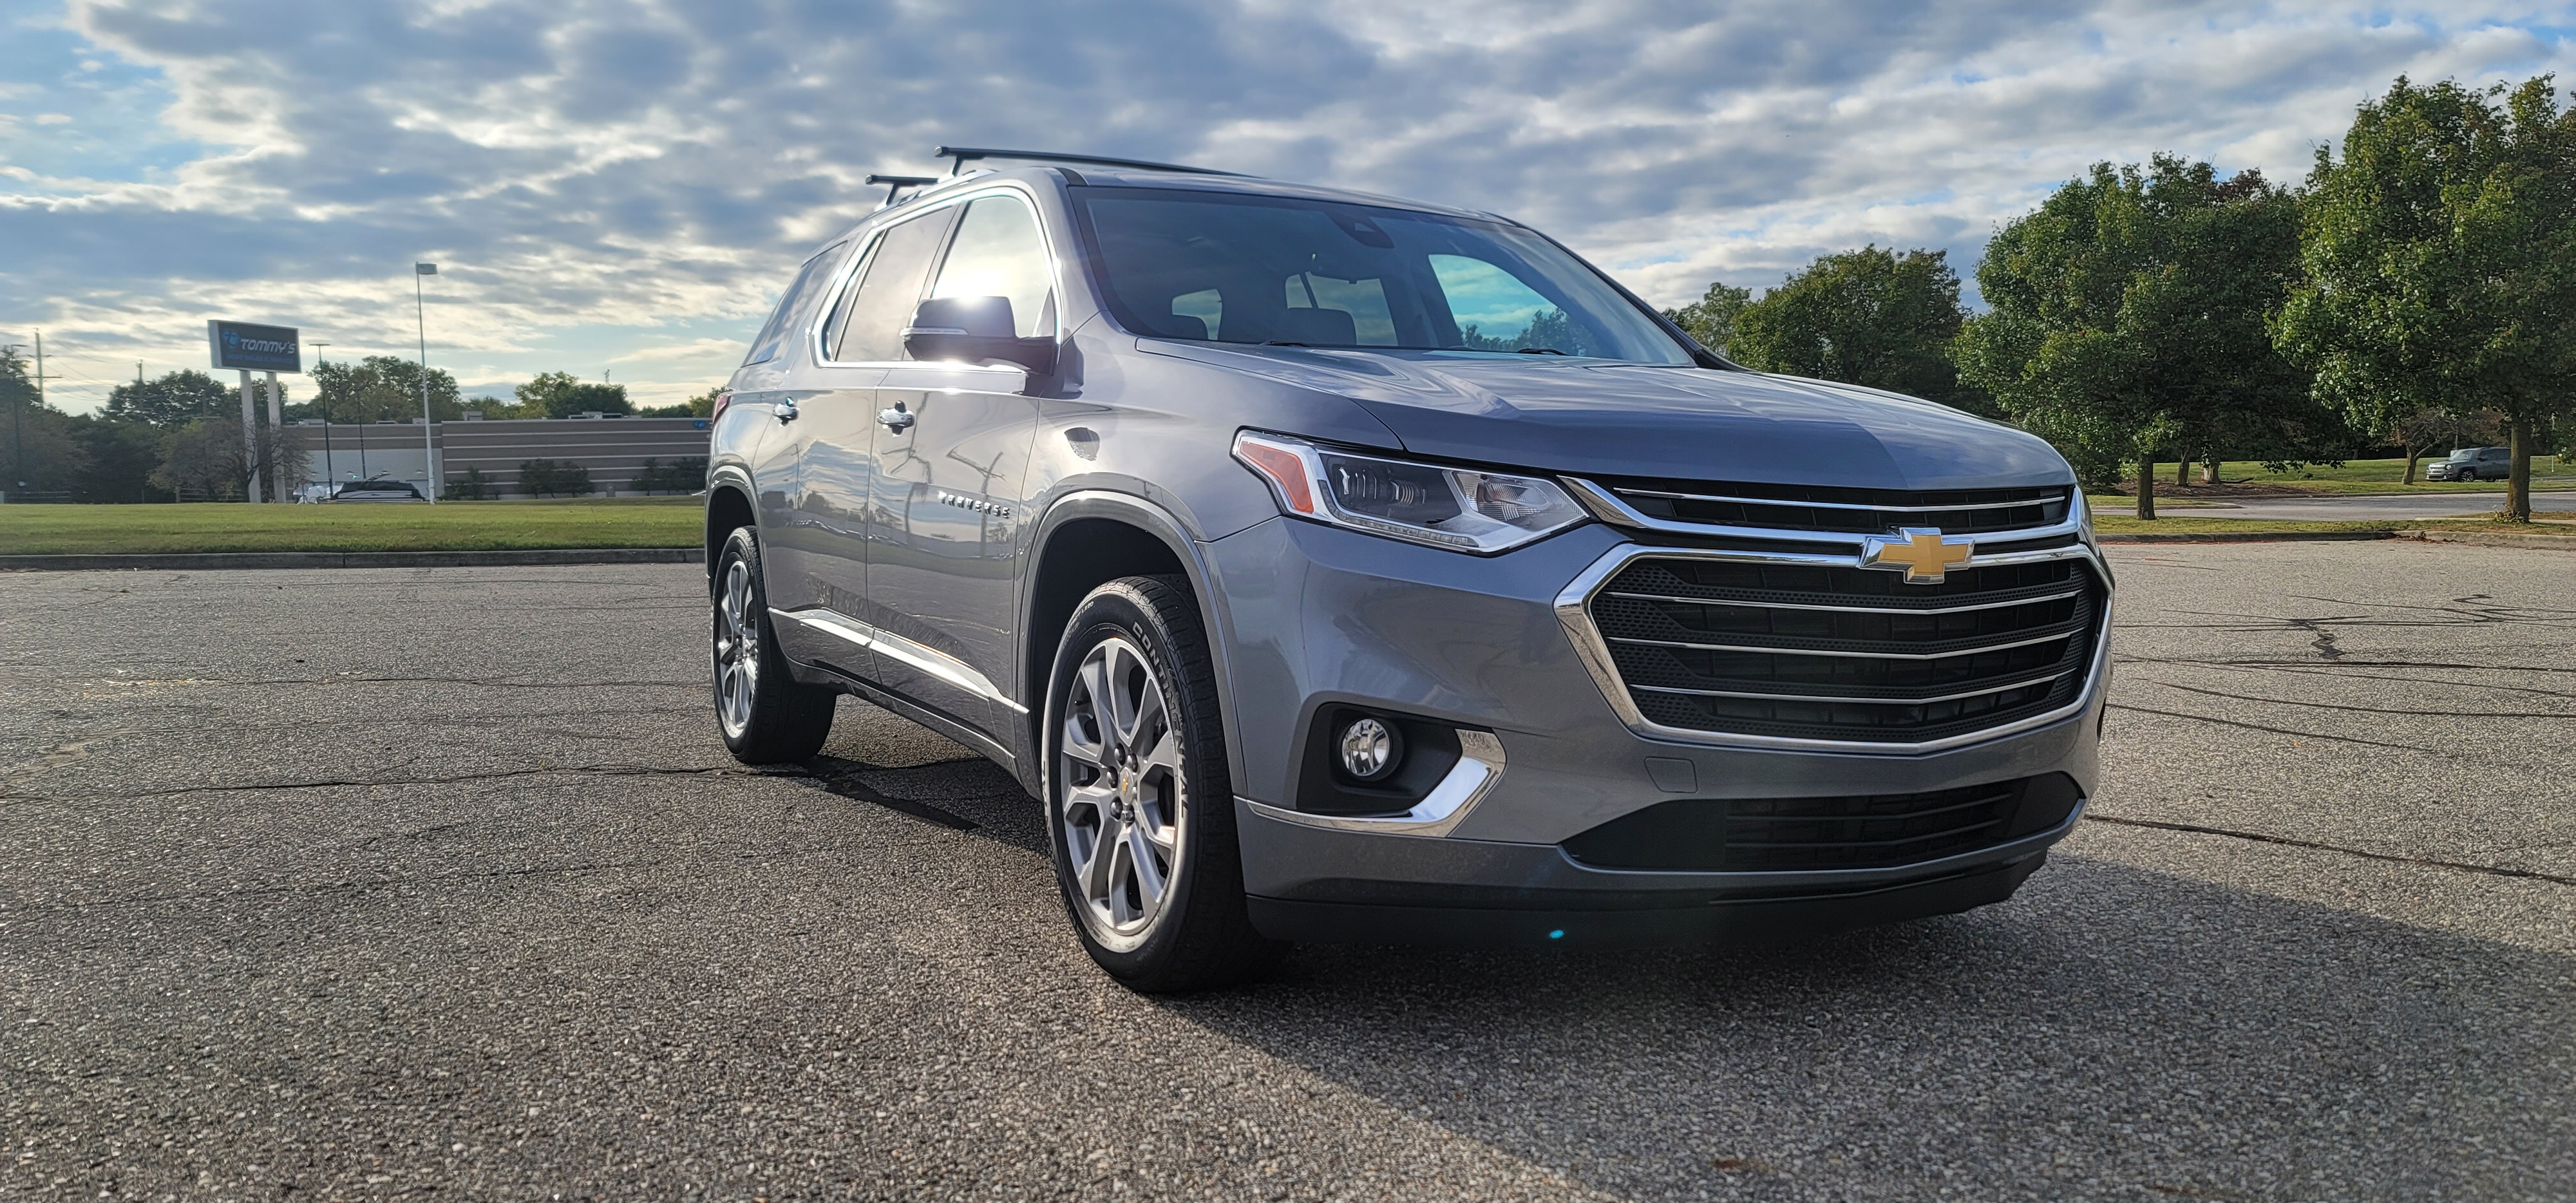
<box><xmin>829</xmin><ymin>214</ymin><xmax>953</xmax><ymax>363</ymax></box>
<box><xmin>929</xmin><ymin>196</ymin><xmax>1055</xmax><ymax>338</ymax></box>
<box><xmin>744</xmin><ymin>242</ymin><xmax>845</xmax><ymax>366</ymax></box>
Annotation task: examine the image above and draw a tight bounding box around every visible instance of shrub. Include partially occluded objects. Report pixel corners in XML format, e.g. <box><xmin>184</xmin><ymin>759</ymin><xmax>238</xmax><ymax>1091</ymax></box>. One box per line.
<box><xmin>631</xmin><ymin>455</ymin><xmax>708</xmax><ymax>494</ymax></box>
<box><xmin>446</xmin><ymin>466</ymin><xmax>495</xmax><ymax>499</ymax></box>
<box><xmin>517</xmin><ymin>459</ymin><xmax>596</xmax><ymax>497</ymax></box>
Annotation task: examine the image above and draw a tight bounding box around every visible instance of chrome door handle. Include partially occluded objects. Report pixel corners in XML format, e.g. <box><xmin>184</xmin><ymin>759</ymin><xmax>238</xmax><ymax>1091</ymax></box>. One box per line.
<box><xmin>775</xmin><ymin>397</ymin><xmax>799</xmax><ymax>423</ymax></box>
<box><xmin>877</xmin><ymin>403</ymin><xmax>914</xmax><ymax>432</ymax></box>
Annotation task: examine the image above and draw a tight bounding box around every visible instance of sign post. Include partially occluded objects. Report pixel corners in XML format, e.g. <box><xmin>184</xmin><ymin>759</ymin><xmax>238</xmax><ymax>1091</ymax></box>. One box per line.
<box><xmin>414</xmin><ymin>263</ymin><xmax>439</xmax><ymax>503</ymax></box>
<box><xmin>208</xmin><ymin>321</ymin><xmax>303</xmax><ymax>504</ymax></box>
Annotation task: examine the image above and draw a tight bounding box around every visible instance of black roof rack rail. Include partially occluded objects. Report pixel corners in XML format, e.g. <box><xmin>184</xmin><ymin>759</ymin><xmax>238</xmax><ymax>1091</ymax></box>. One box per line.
<box><xmin>865</xmin><ymin>174</ymin><xmax>942</xmax><ymax>207</ymax></box>
<box><xmin>932</xmin><ymin>146</ymin><xmax>1247</xmax><ymax>178</ymax></box>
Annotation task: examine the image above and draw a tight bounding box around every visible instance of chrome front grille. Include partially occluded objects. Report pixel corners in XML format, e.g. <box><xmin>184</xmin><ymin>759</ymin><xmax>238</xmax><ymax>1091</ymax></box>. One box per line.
<box><xmin>1555</xmin><ymin>477</ymin><xmax>2110</xmax><ymax>750</ymax></box>
<box><xmin>1592</xmin><ymin>478</ymin><xmax>2072</xmax><ymax>536</ymax></box>
<box><xmin>1586</xmin><ymin>556</ymin><xmax>2099</xmax><ymax>744</ymax></box>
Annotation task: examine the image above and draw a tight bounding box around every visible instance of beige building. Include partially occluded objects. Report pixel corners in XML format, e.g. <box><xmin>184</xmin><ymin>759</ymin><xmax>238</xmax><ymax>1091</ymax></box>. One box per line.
<box><xmin>299</xmin><ymin>415</ymin><xmax>712</xmax><ymax>498</ymax></box>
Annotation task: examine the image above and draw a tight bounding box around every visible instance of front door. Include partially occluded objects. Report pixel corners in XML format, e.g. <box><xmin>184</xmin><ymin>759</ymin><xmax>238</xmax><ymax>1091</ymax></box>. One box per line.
<box><xmin>862</xmin><ymin>192</ymin><xmax>1057</xmax><ymax>741</ymax></box>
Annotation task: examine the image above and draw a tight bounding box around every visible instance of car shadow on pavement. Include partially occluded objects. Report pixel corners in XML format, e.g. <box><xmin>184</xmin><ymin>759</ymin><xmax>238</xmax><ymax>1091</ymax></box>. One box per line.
<box><xmin>1152</xmin><ymin>855</ymin><xmax>2576</xmax><ymax>1202</ymax></box>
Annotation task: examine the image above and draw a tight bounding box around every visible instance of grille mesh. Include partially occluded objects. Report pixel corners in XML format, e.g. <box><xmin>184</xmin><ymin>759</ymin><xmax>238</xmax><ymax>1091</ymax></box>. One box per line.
<box><xmin>1561</xmin><ymin>774</ymin><xmax>2084</xmax><ymax>873</ymax></box>
<box><xmin>1587</xmin><ymin>556</ymin><xmax>2102</xmax><ymax>743</ymax></box>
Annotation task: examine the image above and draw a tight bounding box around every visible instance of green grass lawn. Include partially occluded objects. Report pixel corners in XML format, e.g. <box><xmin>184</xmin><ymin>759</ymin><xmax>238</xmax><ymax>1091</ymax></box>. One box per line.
<box><xmin>2088</xmin><ymin>514</ymin><xmax>2575</xmax><ymax>537</ymax></box>
<box><xmin>2134</xmin><ymin>455</ymin><xmax>2571</xmax><ymax>495</ymax></box>
<box><xmin>0</xmin><ymin>497</ymin><xmax>701</xmax><ymax>555</ymax></box>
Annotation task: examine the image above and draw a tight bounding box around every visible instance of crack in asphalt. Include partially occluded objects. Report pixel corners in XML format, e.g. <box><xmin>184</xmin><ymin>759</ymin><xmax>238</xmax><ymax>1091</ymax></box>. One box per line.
<box><xmin>2122</xmin><ymin>660</ymin><xmax>2576</xmax><ymax>700</ymax></box>
<box><xmin>0</xmin><ymin>842</ymin><xmax>858</xmax><ymax>917</ymax></box>
<box><xmin>2085</xmin><ymin>813</ymin><xmax>2576</xmax><ymax>889</ymax></box>
<box><xmin>2106</xmin><ymin>703</ymin><xmax>2445</xmax><ymax>753</ymax></box>
<box><xmin>2131</xmin><ymin>679</ymin><xmax>2576</xmax><ymax>720</ymax></box>
<box><xmin>2115</xmin><ymin>656</ymin><xmax>2576</xmax><ymax>676</ymax></box>
<box><xmin>0</xmin><ymin>763</ymin><xmax>811</xmax><ymax>805</ymax></box>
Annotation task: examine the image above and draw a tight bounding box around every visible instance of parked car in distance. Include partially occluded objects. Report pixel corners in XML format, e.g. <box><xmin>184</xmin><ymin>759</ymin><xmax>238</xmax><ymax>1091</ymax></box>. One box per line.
<box><xmin>329</xmin><ymin>479</ymin><xmax>424</xmax><ymax>502</ymax></box>
<box><xmin>703</xmin><ymin>148</ymin><xmax>2112</xmax><ymax>992</ymax></box>
<box><xmin>2426</xmin><ymin>446</ymin><xmax>2510</xmax><ymax>481</ymax></box>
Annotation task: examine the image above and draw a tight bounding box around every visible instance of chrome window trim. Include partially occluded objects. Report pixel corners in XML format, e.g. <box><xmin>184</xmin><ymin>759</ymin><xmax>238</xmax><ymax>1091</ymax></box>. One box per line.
<box><xmin>1563</xmin><ymin>478</ymin><xmax>2087</xmax><ymax>549</ymax></box>
<box><xmin>809</xmin><ymin>181</ymin><xmax>1068</xmax><ymax>370</ymax></box>
<box><xmin>1554</xmin><ymin>540</ymin><xmax>2112</xmax><ymax>755</ymax></box>
<box><xmin>1243</xmin><ymin>730</ymin><xmax>1504</xmax><ymax>838</ymax></box>
<box><xmin>1612</xmin><ymin>486</ymin><xmax>2069</xmax><ymax>515</ymax></box>
<box><xmin>770</xmin><ymin>605</ymin><xmax>1028</xmax><ymax>715</ymax></box>
<box><xmin>1597</xmin><ymin>585</ymin><xmax>2085</xmax><ymax>616</ymax></box>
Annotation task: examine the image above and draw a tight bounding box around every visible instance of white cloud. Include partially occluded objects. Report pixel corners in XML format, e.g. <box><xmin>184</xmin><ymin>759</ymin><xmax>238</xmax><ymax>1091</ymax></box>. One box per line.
<box><xmin>3</xmin><ymin>0</ymin><xmax>2570</xmax><ymax>413</ymax></box>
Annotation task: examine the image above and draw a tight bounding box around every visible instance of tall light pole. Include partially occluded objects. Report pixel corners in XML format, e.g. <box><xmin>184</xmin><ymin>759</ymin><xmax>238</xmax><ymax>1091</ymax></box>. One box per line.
<box><xmin>4</xmin><ymin>341</ymin><xmax>22</xmax><ymax>504</ymax></box>
<box><xmin>414</xmin><ymin>263</ymin><xmax>439</xmax><ymax>502</ymax></box>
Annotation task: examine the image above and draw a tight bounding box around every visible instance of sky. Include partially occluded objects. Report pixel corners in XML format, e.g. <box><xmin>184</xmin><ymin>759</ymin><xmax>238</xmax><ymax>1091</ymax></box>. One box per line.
<box><xmin>1</xmin><ymin>0</ymin><xmax>2571</xmax><ymax>415</ymax></box>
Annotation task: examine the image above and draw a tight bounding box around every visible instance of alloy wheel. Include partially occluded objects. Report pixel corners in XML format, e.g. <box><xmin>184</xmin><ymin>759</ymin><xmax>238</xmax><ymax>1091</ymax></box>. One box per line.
<box><xmin>1057</xmin><ymin>636</ymin><xmax>1186</xmax><ymax>947</ymax></box>
<box><xmin>714</xmin><ymin>559</ymin><xmax>760</xmax><ymax>737</ymax></box>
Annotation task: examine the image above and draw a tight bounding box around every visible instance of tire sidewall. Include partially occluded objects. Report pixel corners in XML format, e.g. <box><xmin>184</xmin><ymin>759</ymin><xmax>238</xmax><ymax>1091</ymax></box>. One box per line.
<box><xmin>1043</xmin><ymin>584</ymin><xmax>1220</xmax><ymax>975</ymax></box>
<box><xmin>711</xmin><ymin>526</ymin><xmax>811</xmax><ymax>761</ymax></box>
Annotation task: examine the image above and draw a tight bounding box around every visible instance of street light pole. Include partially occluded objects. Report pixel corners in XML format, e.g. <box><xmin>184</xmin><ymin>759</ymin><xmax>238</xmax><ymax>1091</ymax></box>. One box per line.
<box><xmin>415</xmin><ymin>263</ymin><xmax>439</xmax><ymax>503</ymax></box>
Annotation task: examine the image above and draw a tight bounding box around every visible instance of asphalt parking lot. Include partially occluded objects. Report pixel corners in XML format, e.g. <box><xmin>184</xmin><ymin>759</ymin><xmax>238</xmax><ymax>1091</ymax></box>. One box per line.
<box><xmin>5</xmin><ymin>542</ymin><xmax>2573</xmax><ymax>1201</ymax></box>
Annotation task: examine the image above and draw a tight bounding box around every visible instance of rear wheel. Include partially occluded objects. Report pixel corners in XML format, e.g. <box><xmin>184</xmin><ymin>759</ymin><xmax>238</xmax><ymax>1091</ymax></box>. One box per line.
<box><xmin>711</xmin><ymin>526</ymin><xmax>836</xmax><ymax>764</ymax></box>
<box><xmin>1045</xmin><ymin>576</ymin><xmax>1273</xmax><ymax>992</ymax></box>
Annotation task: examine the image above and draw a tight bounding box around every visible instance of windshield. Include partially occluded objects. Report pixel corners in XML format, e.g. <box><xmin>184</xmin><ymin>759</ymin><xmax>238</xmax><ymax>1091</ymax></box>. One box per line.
<box><xmin>1074</xmin><ymin>189</ymin><xmax>1694</xmax><ymax>364</ymax></box>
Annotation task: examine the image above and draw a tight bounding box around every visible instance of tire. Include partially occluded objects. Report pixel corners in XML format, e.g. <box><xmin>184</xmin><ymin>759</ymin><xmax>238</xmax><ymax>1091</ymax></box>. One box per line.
<box><xmin>1044</xmin><ymin>576</ymin><xmax>1274</xmax><ymax>992</ymax></box>
<box><xmin>710</xmin><ymin>526</ymin><xmax>837</xmax><ymax>764</ymax></box>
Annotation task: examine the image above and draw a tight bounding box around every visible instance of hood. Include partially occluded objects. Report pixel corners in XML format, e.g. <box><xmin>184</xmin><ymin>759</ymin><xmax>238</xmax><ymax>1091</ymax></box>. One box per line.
<box><xmin>1144</xmin><ymin>343</ymin><xmax>2072</xmax><ymax>491</ymax></box>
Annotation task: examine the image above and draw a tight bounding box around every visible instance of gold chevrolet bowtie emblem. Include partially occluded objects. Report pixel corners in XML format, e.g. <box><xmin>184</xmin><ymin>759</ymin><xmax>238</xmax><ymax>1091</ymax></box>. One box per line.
<box><xmin>1862</xmin><ymin>527</ymin><xmax>1975</xmax><ymax>584</ymax></box>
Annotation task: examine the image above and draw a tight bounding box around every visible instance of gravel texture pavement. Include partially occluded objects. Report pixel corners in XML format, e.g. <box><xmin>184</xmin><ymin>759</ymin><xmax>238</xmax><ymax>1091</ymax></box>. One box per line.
<box><xmin>3</xmin><ymin>544</ymin><xmax>2571</xmax><ymax>1201</ymax></box>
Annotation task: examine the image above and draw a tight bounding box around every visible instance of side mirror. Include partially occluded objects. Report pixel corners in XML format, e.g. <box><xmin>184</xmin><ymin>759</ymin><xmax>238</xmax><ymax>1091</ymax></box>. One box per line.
<box><xmin>902</xmin><ymin>296</ymin><xmax>1059</xmax><ymax>375</ymax></box>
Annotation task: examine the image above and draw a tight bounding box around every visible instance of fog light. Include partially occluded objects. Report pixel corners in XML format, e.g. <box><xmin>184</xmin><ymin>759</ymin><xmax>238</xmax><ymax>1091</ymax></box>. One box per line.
<box><xmin>1336</xmin><ymin>716</ymin><xmax>1402</xmax><ymax>782</ymax></box>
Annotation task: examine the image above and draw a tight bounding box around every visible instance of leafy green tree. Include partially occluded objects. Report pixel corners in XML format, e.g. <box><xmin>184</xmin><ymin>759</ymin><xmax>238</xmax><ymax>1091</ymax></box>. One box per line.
<box><xmin>1729</xmin><ymin>247</ymin><xmax>1986</xmax><ymax>413</ymax></box>
<box><xmin>1662</xmin><ymin>282</ymin><xmax>1752</xmax><ymax>356</ymax></box>
<box><xmin>516</xmin><ymin>459</ymin><xmax>596</xmax><ymax>497</ymax></box>
<box><xmin>2276</xmin><ymin>75</ymin><xmax>2576</xmax><ymax>522</ymax></box>
<box><xmin>66</xmin><ymin>416</ymin><xmax>166</xmax><ymax>503</ymax></box>
<box><xmin>104</xmin><ymin>370</ymin><xmax>238</xmax><ymax>428</ymax></box>
<box><xmin>515</xmin><ymin>372</ymin><xmax>632</xmax><ymax>418</ymax></box>
<box><xmin>2</xmin><ymin>349</ymin><xmax>87</xmax><ymax>500</ymax></box>
<box><xmin>1953</xmin><ymin>156</ymin><xmax>2316</xmax><ymax>517</ymax></box>
<box><xmin>638</xmin><ymin>386</ymin><xmax>724</xmax><ymax>418</ymax></box>
<box><xmin>305</xmin><ymin>355</ymin><xmax>462</xmax><ymax>423</ymax></box>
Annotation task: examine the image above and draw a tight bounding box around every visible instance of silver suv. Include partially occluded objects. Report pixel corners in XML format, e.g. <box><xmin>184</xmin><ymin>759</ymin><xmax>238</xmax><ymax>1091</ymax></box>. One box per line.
<box><xmin>704</xmin><ymin>148</ymin><xmax>2111</xmax><ymax>992</ymax></box>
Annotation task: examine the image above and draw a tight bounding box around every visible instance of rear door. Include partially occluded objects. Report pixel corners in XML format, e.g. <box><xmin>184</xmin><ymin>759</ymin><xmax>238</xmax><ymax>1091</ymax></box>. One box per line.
<box><xmin>864</xmin><ymin>191</ymin><xmax>1059</xmax><ymax>741</ymax></box>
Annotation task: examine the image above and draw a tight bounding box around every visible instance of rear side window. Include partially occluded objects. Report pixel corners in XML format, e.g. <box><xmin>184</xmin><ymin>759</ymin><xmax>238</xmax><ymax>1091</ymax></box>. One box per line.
<box><xmin>828</xmin><ymin>213</ymin><xmax>955</xmax><ymax>363</ymax></box>
<box><xmin>929</xmin><ymin>196</ymin><xmax>1056</xmax><ymax>338</ymax></box>
<box><xmin>743</xmin><ymin>243</ymin><xmax>846</xmax><ymax>366</ymax></box>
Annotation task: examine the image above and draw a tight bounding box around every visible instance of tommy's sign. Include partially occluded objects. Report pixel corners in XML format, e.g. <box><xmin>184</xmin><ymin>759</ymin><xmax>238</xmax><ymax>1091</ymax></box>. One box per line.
<box><xmin>207</xmin><ymin>320</ymin><xmax>303</xmax><ymax>374</ymax></box>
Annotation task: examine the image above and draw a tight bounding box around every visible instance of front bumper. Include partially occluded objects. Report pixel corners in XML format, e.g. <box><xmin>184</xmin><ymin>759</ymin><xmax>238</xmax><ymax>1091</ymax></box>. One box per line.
<box><xmin>1200</xmin><ymin>516</ymin><xmax>2108</xmax><ymax>943</ymax></box>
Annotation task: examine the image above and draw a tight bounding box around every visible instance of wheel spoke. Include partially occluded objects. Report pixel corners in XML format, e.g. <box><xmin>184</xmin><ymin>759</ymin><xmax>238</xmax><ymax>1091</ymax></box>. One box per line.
<box><xmin>1135</xmin><ymin>728</ymin><xmax>1181</xmax><ymax>776</ymax></box>
<box><xmin>1126</xmin><ymin>822</ymin><xmax>1167</xmax><ymax>905</ymax></box>
<box><xmin>1061</xmin><ymin>713</ymin><xmax>1107</xmax><ymax>767</ymax></box>
<box><xmin>1088</xmin><ymin>812</ymin><xmax>1127</xmax><ymax>910</ymax></box>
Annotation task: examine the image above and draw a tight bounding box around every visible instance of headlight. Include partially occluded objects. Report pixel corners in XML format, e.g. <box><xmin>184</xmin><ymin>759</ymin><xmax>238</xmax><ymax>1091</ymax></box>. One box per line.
<box><xmin>1232</xmin><ymin>430</ymin><xmax>1588</xmax><ymax>553</ymax></box>
<box><xmin>2072</xmin><ymin>489</ymin><xmax>2096</xmax><ymax>545</ymax></box>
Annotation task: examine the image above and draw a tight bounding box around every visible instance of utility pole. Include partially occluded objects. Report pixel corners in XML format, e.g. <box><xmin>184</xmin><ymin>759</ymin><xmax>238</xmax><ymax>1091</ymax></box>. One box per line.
<box><xmin>5</xmin><ymin>341</ymin><xmax>23</xmax><ymax>504</ymax></box>
<box><xmin>415</xmin><ymin>263</ymin><xmax>439</xmax><ymax>502</ymax></box>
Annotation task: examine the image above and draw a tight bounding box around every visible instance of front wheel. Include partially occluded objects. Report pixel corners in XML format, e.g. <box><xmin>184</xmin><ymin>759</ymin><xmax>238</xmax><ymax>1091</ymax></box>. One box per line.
<box><xmin>1045</xmin><ymin>576</ymin><xmax>1273</xmax><ymax>992</ymax></box>
<box><xmin>711</xmin><ymin>526</ymin><xmax>837</xmax><ymax>764</ymax></box>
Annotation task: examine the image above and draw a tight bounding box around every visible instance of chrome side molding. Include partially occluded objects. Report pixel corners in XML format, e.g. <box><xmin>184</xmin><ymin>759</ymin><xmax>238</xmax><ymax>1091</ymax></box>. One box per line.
<box><xmin>770</xmin><ymin>605</ymin><xmax>1028</xmax><ymax>715</ymax></box>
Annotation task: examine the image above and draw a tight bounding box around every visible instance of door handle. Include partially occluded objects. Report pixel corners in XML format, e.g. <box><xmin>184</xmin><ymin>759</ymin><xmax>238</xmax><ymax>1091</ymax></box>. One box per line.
<box><xmin>877</xmin><ymin>403</ymin><xmax>915</xmax><ymax>433</ymax></box>
<box><xmin>775</xmin><ymin>397</ymin><xmax>799</xmax><ymax>424</ymax></box>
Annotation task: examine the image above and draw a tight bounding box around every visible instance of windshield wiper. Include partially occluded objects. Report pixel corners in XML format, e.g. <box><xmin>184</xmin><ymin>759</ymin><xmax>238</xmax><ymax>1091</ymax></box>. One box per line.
<box><xmin>1260</xmin><ymin>340</ymin><xmax>1312</xmax><ymax>348</ymax></box>
<box><xmin>1515</xmin><ymin>346</ymin><xmax>1567</xmax><ymax>355</ymax></box>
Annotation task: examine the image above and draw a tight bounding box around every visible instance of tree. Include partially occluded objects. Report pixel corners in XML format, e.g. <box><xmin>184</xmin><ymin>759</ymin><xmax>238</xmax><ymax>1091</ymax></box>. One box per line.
<box><xmin>66</xmin><ymin>416</ymin><xmax>165</xmax><ymax>503</ymax></box>
<box><xmin>2276</xmin><ymin>75</ymin><xmax>2576</xmax><ymax>522</ymax></box>
<box><xmin>1663</xmin><ymin>281</ymin><xmax>1752</xmax><ymax>357</ymax></box>
<box><xmin>1728</xmin><ymin>247</ymin><xmax>1987</xmax><ymax>413</ymax></box>
<box><xmin>104</xmin><ymin>370</ymin><xmax>237</xmax><ymax>428</ymax></box>
<box><xmin>146</xmin><ymin>417</ymin><xmax>305</xmax><ymax>502</ymax></box>
<box><xmin>1953</xmin><ymin>156</ymin><xmax>2318</xmax><ymax>518</ymax></box>
<box><xmin>637</xmin><ymin>386</ymin><xmax>723</xmax><ymax>418</ymax></box>
<box><xmin>1</xmin><ymin>348</ymin><xmax>87</xmax><ymax>500</ymax></box>
<box><xmin>515</xmin><ymin>372</ymin><xmax>632</xmax><ymax>418</ymax></box>
<box><xmin>305</xmin><ymin>355</ymin><xmax>462</xmax><ymax>423</ymax></box>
